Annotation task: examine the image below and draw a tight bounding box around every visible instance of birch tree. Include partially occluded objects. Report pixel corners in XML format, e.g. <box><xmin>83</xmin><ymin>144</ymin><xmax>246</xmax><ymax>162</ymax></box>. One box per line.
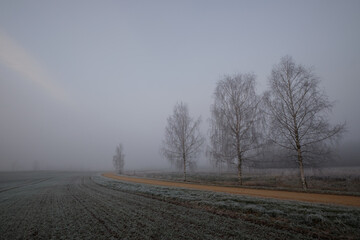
<box><xmin>161</xmin><ymin>102</ymin><xmax>204</xmax><ymax>181</ymax></box>
<box><xmin>210</xmin><ymin>74</ymin><xmax>261</xmax><ymax>184</ymax></box>
<box><xmin>207</xmin><ymin>105</ymin><xmax>235</xmax><ymax>172</ymax></box>
<box><xmin>264</xmin><ymin>56</ymin><xmax>345</xmax><ymax>190</ymax></box>
<box><xmin>113</xmin><ymin>144</ymin><xmax>125</xmax><ymax>174</ymax></box>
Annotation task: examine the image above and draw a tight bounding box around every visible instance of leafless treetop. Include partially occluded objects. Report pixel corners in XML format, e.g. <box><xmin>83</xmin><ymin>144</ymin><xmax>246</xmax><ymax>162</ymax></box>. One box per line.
<box><xmin>161</xmin><ymin>102</ymin><xmax>204</xmax><ymax>179</ymax></box>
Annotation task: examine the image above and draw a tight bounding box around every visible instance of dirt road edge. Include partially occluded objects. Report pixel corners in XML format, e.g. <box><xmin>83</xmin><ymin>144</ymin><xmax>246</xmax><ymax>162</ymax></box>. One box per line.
<box><xmin>102</xmin><ymin>172</ymin><xmax>360</xmax><ymax>207</ymax></box>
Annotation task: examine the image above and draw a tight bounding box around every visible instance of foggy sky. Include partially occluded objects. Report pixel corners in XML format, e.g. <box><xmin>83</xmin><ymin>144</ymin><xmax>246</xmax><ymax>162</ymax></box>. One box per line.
<box><xmin>1</xmin><ymin>0</ymin><xmax>360</xmax><ymax>171</ymax></box>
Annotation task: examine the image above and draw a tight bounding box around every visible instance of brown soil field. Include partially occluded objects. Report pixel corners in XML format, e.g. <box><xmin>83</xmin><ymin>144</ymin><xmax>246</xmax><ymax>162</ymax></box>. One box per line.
<box><xmin>103</xmin><ymin>172</ymin><xmax>360</xmax><ymax>207</ymax></box>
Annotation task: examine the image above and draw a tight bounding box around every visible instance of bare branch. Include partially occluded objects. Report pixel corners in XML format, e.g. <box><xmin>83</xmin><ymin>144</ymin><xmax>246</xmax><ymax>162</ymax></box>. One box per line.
<box><xmin>208</xmin><ymin>73</ymin><xmax>262</xmax><ymax>184</ymax></box>
<box><xmin>161</xmin><ymin>102</ymin><xmax>204</xmax><ymax>181</ymax></box>
<box><xmin>264</xmin><ymin>56</ymin><xmax>345</xmax><ymax>190</ymax></box>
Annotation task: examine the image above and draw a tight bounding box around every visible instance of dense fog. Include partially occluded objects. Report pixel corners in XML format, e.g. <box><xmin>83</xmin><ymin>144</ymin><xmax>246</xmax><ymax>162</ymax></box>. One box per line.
<box><xmin>1</xmin><ymin>1</ymin><xmax>359</xmax><ymax>171</ymax></box>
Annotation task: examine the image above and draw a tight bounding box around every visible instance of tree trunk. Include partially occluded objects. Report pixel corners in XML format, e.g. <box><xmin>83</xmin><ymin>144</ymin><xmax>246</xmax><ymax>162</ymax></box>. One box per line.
<box><xmin>294</xmin><ymin>127</ymin><xmax>307</xmax><ymax>190</ymax></box>
<box><xmin>295</xmin><ymin>138</ymin><xmax>307</xmax><ymax>190</ymax></box>
<box><xmin>236</xmin><ymin>133</ymin><xmax>243</xmax><ymax>185</ymax></box>
<box><xmin>297</xmin><ymin>151</ymin><xmax>307</xmax><ymax>191</ymax></box>
<box><xmin>219</xmin><ymin>161</ymin><xmax>222</xmax><ymax>175</ymax></box>
<box><xmin>183</xmin><ymin>153</ymin><xmax>187</xmax><ymax>182</ymax></box>
<box><xmin>237</xmin><ymin>160</ymin><xmax>242</xmax><ymax>185</ymax></box>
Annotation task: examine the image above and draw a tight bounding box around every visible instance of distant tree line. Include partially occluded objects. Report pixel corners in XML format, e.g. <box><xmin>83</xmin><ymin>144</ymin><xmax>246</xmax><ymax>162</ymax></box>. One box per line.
<box><xmin>161</xmin><ymin>56</ymin><xmax>345</xmax><ymax>190</ymax></box>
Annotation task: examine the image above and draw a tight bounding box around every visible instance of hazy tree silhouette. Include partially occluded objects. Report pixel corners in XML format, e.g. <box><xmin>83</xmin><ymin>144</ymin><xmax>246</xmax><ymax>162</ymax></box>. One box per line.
<box><xmin>209</xmin><ymin>74</ymin><xmax>261</xmax><ymax>184</ymax></box>
<box><xmin>264</xmin><ymin>56</ymin><xmax>345</xmax><ymax>190</ymax></box>
<box><xmin>113</xmin><ymin>144</ymin><xmax>125</xmax><ymax>174</ymax></box>
<box><xmin>161</xmin><ymin>102</ymin><xmax>204</xmax><ymax>181</ymax></box>
<box><xmin>207</xmin><ymin>110</ymin><xmax>234</xmax><ymax>173</ymax></box>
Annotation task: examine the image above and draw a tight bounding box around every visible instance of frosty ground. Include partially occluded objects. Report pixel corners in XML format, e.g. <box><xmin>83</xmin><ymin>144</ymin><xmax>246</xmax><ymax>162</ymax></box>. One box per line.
<box><xmin>0</xmin><ymin>172</ymin><xmax>359</xmax><ymax>239</ymax></box>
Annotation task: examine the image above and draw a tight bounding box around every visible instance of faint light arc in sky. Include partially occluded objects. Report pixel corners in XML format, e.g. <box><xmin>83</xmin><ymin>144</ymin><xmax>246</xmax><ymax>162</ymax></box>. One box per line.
<box><xmin>0</xmin><ymin>30</ymin><xmax>70</xmax><ymax>104</ymax></box>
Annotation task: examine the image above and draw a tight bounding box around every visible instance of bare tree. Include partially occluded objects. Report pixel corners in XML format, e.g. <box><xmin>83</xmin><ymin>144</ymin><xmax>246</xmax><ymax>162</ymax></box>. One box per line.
<box><xmin>264</xmin><ymin>56</ymin><xmax>345</xmax><ymax>190</ymax></box>
<box><xmin>161</xmin><ymin>102</ymin><xmax>204</xmax><ymax>181</ymax></box>
<box><xmin>113</xmin><ymin>144</ymin><xmax>125</xmax><ymax>174</ymax></box>
<box><xmin>209</xmin><ymin>74</ymin><xmax>261</xmax><ymax>184</ymax></box>
<box><xmin>207</xmin><ymin>107</ymin><xmax>235</xmax><ymax>173</ymax></box>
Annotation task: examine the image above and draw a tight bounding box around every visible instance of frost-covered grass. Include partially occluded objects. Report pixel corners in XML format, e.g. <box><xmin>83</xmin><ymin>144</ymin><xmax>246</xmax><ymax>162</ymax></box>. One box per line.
<box><xmin>1</xmin><ymin>172</ymin><xmax>359</xmax><ymax>239</ymax></box>
<box><xmin>2</xmin><ymin>172</ymin><xmax>306</xmax><ymax>239</ymax></box>
<box><xmin>94</xmin><ymin>174</ymin><xmax>360</xmax><ymax>239</ymax></box>
<box><xmin>131</xmin><ymin>167</ymin><xmax>360</xmax><ymax>194</ymax></box>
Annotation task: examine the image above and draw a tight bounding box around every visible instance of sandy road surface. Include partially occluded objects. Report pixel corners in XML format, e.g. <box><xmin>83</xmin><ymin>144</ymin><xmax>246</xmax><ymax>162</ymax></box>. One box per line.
<box><xmin>0</xmin><ymin>172</ymin><xmax>306</xmax><ymax>239</ymax></box>
<box><xmin>103</xmin><ymin>173</ymin><xmax>360</xmax><ymax>207</ymax></box>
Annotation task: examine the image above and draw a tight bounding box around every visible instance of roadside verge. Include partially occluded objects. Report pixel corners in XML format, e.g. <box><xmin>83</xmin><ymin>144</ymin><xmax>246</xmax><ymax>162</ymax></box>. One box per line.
<box><xmin>102</xmin><ymin>172</ymin><xmax>360</xmax><ymax>207</ymax></box>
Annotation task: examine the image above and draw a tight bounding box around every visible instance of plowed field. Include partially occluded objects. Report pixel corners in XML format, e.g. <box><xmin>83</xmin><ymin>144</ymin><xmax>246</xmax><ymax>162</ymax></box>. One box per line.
<box><xmin>1</xmin><ymin>172</ymin><xmax>359</xmax><ymax>239</ymax></box>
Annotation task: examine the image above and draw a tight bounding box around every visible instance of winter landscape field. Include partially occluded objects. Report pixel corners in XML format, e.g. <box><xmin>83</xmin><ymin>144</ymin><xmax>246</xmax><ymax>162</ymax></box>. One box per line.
<box><xmin>1</xmin><ymin>171</ymin><xmax>359</xmax><ymax>239</ymax></box>
<box><xmin>1</xmin><ymin>1</ymin><xmax>360</xmax><ymax>239</ymax></box>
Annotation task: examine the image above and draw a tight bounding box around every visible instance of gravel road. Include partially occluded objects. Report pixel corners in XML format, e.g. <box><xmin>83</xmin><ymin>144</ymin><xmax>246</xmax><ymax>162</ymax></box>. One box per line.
<box><xmin>103</xmin><ymin>173</ymin><xmax>360</xmax><ymax>207</ymax></box>
<box><xmin>0</xmin><ymin>172</ymin><xmax>358</xmax><ymax>239</ymax></box>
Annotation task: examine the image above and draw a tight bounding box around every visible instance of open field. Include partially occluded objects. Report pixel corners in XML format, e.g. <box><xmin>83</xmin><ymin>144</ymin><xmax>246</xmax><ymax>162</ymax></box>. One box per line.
<box><xmin>1</xmin><ymin>172</ymin><xmax>360</xmax><ymax>239</ymax></box>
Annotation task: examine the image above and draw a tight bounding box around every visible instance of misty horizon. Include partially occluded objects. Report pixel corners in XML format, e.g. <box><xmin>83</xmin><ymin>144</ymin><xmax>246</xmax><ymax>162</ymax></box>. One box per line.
<box><xmin>1</xmin><ymin>1</ymin><xmax>360</xmax><ymax>172</ymax></box>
